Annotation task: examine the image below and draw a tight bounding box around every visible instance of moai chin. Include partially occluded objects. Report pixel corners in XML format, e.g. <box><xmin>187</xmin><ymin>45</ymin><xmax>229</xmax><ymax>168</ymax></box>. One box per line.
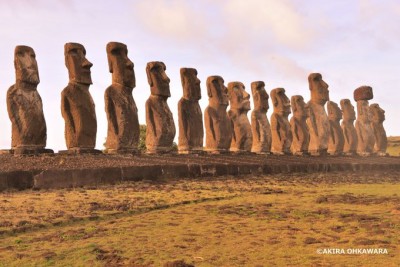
<box><xmin>327</xmin><ymin>101</ymin><xmax>344</xmax><ymax>156</ymax></box>
<box><xmin>104</xmin><ymin>42</ymin><xmax>140</xmax><ymax>154</ymax></box>
<box><xmin>227</xmin><ymin>81</ymin><xmax>252</xmax><ymax>153</ymax></box>
<box><xmin>178</xmin><ymin>68</ymin><xmax>204</xmax><ymax>154</ymax></box>
<box><xmin>250</xmin><ymin>81</ymin><xmax>272</xmax><ymax>154</ymax></box>
<box><xmin>290</xmin><ymin>95</ymin><xmax>309</xmax><ymax>156</ymax></box>
<box><xmin>204</xmin><ymin>75</ymin><xmax>232</xmax><ymax>153</ymax></box>
<box><xmin>306</xmin><ymin>73</ymin><xmax>330</xmax><ymax>156</ymax></box>
<box><xmin>340</xmin><ymin>99</ymin><xmax>358</xmax><ymax>155</ymax></box>
<box><xmin>270</xmin><ymin>88</ymin><xmax>292</xmax><ymax>155</ymax></box>
<box><xmin>61</xmin><ymin>43</ymin><xmax>99</xmax><ymax>154</ymax></box>
<box><xmin>369</xmin><ymin>103</ymin><xmax>387</xmax><ymax>156</ymax></box>
<box><xmin>354</xmin><ymin>86</ymin><xmax>375</xmax><ymax>156</ymax></box>
<box><xmin>5</xmin><ymin>45</ymin><xmax>53</xmax><ymax>155</ymax></box>
<box><xmin>145</xmin><ymin>61</ymin><xmax>176</xmax><ymax>154</ymax></box>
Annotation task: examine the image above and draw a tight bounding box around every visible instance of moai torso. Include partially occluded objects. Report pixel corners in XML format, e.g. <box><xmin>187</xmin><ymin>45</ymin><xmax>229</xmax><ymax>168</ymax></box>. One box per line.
<box><xmin>306</xmin><ymin>73</ymin><xmax>330</xmax><ymax>155</ymax></box>
<box><xmin>270</xmin><ymin>88</ymin><xmax>292</xmax><ymax>155</ymax></box>
<box><xmin>327</xmin><ymin>101</ymin><xmax>344</xmax><ymax>155</ymax></box>
<box><xmin>145</xmin><ymin>61</ymin><xmax>176</xmax><ymax>153</ymax></box>
<box><xmin>370</xmin><ymin>103</ymin><xmax>387</xmax><ymax>156</ymax></box>
<box><xmin>204</xmin><ymin>76</ymin><xmax>232</xmax><ymax>153</ymax></box>
<box><xmin>227</xmin><ymin>82</ymin><xmax>252</xmax><ymax>152</ymax></box>
<box><xmin>178</xmin><ymin>68</ymin><xmax>203</xmax><ymax>153</ymax></box>
<box><xmin>250</xmin><ymin>81</ymin><xmax>272</xmax><ymax>154</ymax></box>
<box><xmin>290</xmin><ymin>95</ymin><xmax>309</xmax><ymax>155</ymax></box>
<box><xmin>354</xmin><ymin>86</ymin><xmax>375</xmax><ymax>156</ymax></box>
<box><xmin>104</xmin><ymin>42</ymin><xmax>139</xmax><ymax>153</ymax></box>
<box><xmin>340</xmin><ymin>99</ymin><xmax>358</xmax><ymax>155</ymax></box>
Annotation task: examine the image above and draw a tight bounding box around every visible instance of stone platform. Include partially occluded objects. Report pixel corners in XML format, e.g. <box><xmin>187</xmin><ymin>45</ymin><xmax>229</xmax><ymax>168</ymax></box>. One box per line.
<box><xmin>1</xmin><ymin>153</ymin><xmax>400</xmax><ymax>191</ymax></box>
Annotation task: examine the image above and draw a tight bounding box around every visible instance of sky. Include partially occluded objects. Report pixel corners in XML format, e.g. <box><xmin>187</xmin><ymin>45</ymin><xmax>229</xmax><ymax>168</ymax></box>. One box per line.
<box><xmin>0</xmin><ymin>0</ymin><xmax>399</xmax><ymax>150</ymax></box>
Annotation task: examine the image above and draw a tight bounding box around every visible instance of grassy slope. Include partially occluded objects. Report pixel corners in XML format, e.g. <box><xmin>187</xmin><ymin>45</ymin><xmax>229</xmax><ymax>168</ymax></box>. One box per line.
<box><xmin>387</xmin><ymin>136</ymin><xmax>400</xmax><ymax>156</ymax></box>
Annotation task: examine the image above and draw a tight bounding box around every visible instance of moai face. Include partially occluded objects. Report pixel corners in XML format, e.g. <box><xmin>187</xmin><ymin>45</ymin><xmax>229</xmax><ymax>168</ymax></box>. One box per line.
<box><xmin>357</xmin><ymin>101</ymin><xmax>370</xmax><ymax>123</ymax></box>
<box><xmin>340</xmin><ymin>99</ymin><xmax>356</xmax><ymax>121</ymax></box>
<box><xmin>180</xmin><ymin>68</ymin><xmax>201</xmax><ymax>101</ymax></box>
<box><xmin>251</xmin><ymin>81</ymin><xmax>269</xmax><ymax>112</ymax></box>
<box><xmin>206</xmin><ymin>76</ymin><xmax>229</xmax><ymax>107</ymax></box>
<box><xmin>64</xmin><ymin>43</ymin><xmax>93</xmax><ymax>85</ymax></box>
<box><xmin>271</xmin><ymin>88</ymin><xmax>291</xmax><ymax>115</ymax></box>
<box><xmin>308</xmin><ymin>73</ymin><xmax>329</xmax><ymax>105</ymax></box>
<box><xmin>146</xmin><ymin>61</ymin><xmax>170</xmax><ymax>98</ymax></box>
<box><xmin>227</xmin><ymin>82</ymin><xmax>250</xmax><ymax>111</ymax></box>
<box><xmin>107</xmin><ymin>42</ymin><xmax>135</xmax><ymax>88</ymax></box>
<box><xmin>15</xmin><ymin>45</ymin><xmax>40</xmax><ymax>86</ymax></box>
<box><xmin>369</xmin><ymin>104</ymin><xmax>385</xmax><ymax>123</ymax></box>
<box><xmin>327</xmin><ymin>101</ymin><xmax>342</xmax><ymax>121</ymax></box>
<box><xmin>291</xmin><ymin>95</ymin><xmax>309</xmax><ymax>119</ymax></box>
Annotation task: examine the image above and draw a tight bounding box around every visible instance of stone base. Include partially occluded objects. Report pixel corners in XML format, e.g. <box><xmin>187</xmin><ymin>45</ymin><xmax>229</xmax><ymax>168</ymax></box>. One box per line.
<box><xmin>309</xmin><ymin>149</ymin><xmax>328</xmax><ymax>156</ymax></box>
<box><xmin>178</xmin><ymin>147</ymin><xmax>204</xmax><ymax>155</ymax></box>
<box><xmin>293</xmin><ymin>151</ymin><xmax>310</xmax><ymax>156</ymax></box>
<box><xmin>230</xmin><ymin>149</ymin><xmax>252</xmax><ymax>155</ymax></box>
<box><xmin>343</xmin><ymin>151</ymin><xmax>357</xmax><ymax>156</ymax></box>
<box><xmin>357</xmin><ymin>152</ymin><xmax>372</xmax><ymax>157</ymax></box>
<box><xmin>271</xmin><ymin>151</ymin><xmax>292</xmax><ymax>156</ymax></box>
<box><xmin>145</xmin><ymin>147</ymin><xmax>175</xmax><ymax>155</ymax></box>
<box><xmin>204</xmin><ymin>148</ymin><xmax>230</xmax><ymax>154</ymax></box>
<box><xmin>328</xmin><ymin>151</ymin><xmax>343</xmax><ymax>156</ymax></box>
<box><xmin>251</xmin><ymin>151</ymin><xmax>272</xmax><ymax>155</ymax></box>
<box><xmin>103</xmin><ymin>148</ymin><xmax>138</xmax><ymax>155</ymax></box>
<box><xmin>59</xmin><ymin>148</ymin><xmax>102</xmax><ymax>155</ymax></box>
<box><xmin>375</xmin><ymin>151</ymin><xmax>389</xmax><ymax>157</ymax></box>
<box><xmin>0</xmin><ymin>148</ymin><xmax>54</xmax><ymax>155</ymax></box>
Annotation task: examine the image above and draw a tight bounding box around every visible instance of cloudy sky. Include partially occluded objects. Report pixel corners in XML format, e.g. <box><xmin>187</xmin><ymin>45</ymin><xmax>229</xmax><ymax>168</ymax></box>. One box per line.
<box><xmin>0</xmin><ymin>0</ymin><xmax>399</xmax><ymax>150</ymax></box>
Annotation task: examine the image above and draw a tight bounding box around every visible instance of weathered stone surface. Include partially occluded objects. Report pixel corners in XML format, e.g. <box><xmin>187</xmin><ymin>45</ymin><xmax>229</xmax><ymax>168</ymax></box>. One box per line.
<box><xmin>327</xmin><ymin>101</ymin><xmax>344</xmax><ymax>155</ymax></box>
<box><xmin>6</xmin><ymin>46</ymin><xmax>52</xmax><ymax>154</ymax></box>
<box><xmin>340</xmin><ymin>99</ymin><xmax>358</xmax><ymax>155</ymax></box>
<box><xmin>145</xmin><ymin>61</ymin><xmax>176</xmax><ymax>154</ymax></box>
<box><xmin>178</xmin><ymin>68</ymin><xmax>203</xmax><ymax>154</ymax></box>
<box><xmin>250</xmin><ymin>81</ymin><xmax>272</xmax><ymax>154</ymax></box>
<box><xmin>227</xmin><ymin>82</ymin><xmax>252</xmax><ymax>152</ymax></box>
<box><xmin>204</xmin><ymin>76</ymin><xmax>232</xmax><ymax>153</ymax></box>
<box><xmin>354</xmin><ymin>86</ymin><xmax>375</xmax><ymax>156</ymax></box>
<box><xmin>369</xmin><ymin>103</ymin><xmax>387</xmax><ymax>156</ymax></box>
<box><xmin>290</xmin><ymin>95</ymin><xmax>309</xmax><ymax>155</ymax></box>
<box><xmin>354</xmin><ymin>86</ymin><xmax>373</xmax><ymax>101</ymax></box>
<box><xmin>307</xmin><ymin>73</ymin><xmax>330</xmax><ymax>155</ymax></box>
<box><xmin>270</xmin><ymin>88</ymin><xmax>292</xmax><ymax>155</ymax></box>
<box><xmin>104</xmin><ymin>42</ymin><xmax>139</xmax><ymax>154</ymax></box>
<box><xmin>61</xmin><ymin>43</ymin><xmax>98</xmax><ymax>151</ymax></box>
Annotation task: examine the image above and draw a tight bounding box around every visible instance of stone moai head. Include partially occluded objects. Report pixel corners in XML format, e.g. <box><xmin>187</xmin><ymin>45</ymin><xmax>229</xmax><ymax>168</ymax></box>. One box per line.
<box><xmin>146</xmin><ymin>61</ymin><xmax>170</xmax><ymax>98</ymax></box>
<box><xmin>271</xmin><ymin>88</ymin><xmax>291</xmax><ymax>115</ymax></box>
<box><xmin>106</xmin><ymin>42</ymin><xmax>135</xmax><ymax>89</ymax></box>
<box><xmin>308</xmin><ymin>73</ymin><xmax>329</xmax><ymax>105</ymax></box>
<box><xmin>180</xmin><ymin>68</ymin><xmax>201</xmax><ymax>101</ymax></box>
<box><xmin>64</xmin><ymin>43</ymin><xmax>93</xmax><ymax>85</ymax></box>
<box><xmin>340</xmin><ymin>99</ymin><xmax>356</xmax><ymax>121</ymax></box>
<box><xmin>327</xmin><ymin>101</ymin><xmax>342</xmax><ymax>121</ymax></box>
<box><xmin>369</xmin><ymin>103</ymin><xmax>385</xmax><ymax>123</ymax></box>
<box><xmin>291</xmin><ymin>95</ymin><xmax>308</xmax><ymax>119</ymax></box>
<box><xmin>227</xmin><ymin>82</ymin><xmax>250</xmax><ymax>111</ymax></box>
<box><xmin>206</xmin><ymin>75</ymin><xmax>229</xmax><ymax>107</ymax></box>
<box><xmin>251</xmin><ymin>81</ymin><xmax>269</xmax><ymax>112</ymax></box>
<box><xmin>15</xmin><ymin>45</ymin><xmax>40</xmax><ymax>86</ymax></box>
<box><xmin>354</xmin><ymin>86</ymin><xmax>373</xmax><ymax>123</ymax></box>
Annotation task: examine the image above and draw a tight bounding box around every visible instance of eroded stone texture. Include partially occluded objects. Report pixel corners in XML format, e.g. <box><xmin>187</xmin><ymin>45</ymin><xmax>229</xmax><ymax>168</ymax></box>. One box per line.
<box><xmin>227</xmin><ymin>82</ymin><xmax>252</xmax><ymax>153</ymax></box>
<box><xmin>178</xmin><ymin>68</ymin><xmax>203</xmax><ymax>154</ymax></box>
<box><xmin>327</xmin><ymin>101</ymin><xmax>344</xmax><ymax>155</ymax></box>
<box><xmin>340</xmin><ymin>99</ymin><xmax>358</xmax><ymax>155</ymax></box>
<box><xmin>6</xmin><ymin>45</ymin><xmax>52</xmax><ymax>155</ymax></box>
<box><xmin>290</xmin><ymin>95</ymin><xmax>309</xmax><ymax>155</ymax></box>
<box><xmin>306</xmin><ymin>73</ymin><xmax>330</xmax><ymax>155</ymax></box>
<box><xmin>104</xmin><ymin>42</ymin><xmax>139</xmax><ymax>154</ymax></box>
<box><xmin>145</xmin><ymin>61</ymin><xmax>176</xmax><ymax>154</ymax></box>
<box><xmin>369</xmin><ymin>103</ymin><xmax>387</xmax><ymax>156</ymax></box>
<box><xmin>354</xmin><ymin>86</ymin><xmax>375</xmax><ymax>156</ymax></box>
<box><xmin>61</xmin><ymin>43</ymin><xmax>98</xmax><ymax>153</ymax></box>
<box><xmin>204</xmin><ymin>76</ymin><xmax>232</xmax><ymax>153</ymax></box>
<box><xmin>250</xmin><ymin>81</ymin><xmax>272</xmax><ymax>154</ymax></box>
<box><xmin>270</xmin><ymin>88</ymin><xmax>292</xmax><ymax>155</ymax></box>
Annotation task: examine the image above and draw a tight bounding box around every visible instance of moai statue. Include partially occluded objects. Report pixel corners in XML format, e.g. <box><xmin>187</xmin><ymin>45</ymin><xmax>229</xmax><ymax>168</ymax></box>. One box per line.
<box><xmin>104</xmin><ymin>42</ymin><xmax>139</xmax><ymax>154</ymax></box>
<box><xmin>145</xmin><ymin>61</ymin><xmax>176</xmax><ymax>154</ymax></box>
<box><xmin>5</xmin><ymin>45</ymin><xmax>53</xmax><ymax>155</ymax></box>
<box><xmin>354</xmin><ymin>86</ymin><xmax>375</xmax><ymax>156</ymax></box>
<box><xmin>290</xmin><ymin>95</ymin><xmax>309</xmax><ymax>156</ymax></box>
<box><xmin>369</xmin><ymin>103</ymin><xmax>387</xmax><ymax>156</ymax></box>
<box><xmin>250</xmin><ymin>81</ymin><xmax>272</xmax><ymax>154</ymax></box>
<box><xmin>227</xmin><ymin>82</ymin><xmax>252</xmax><ymax>153</ymax></box>
<box><xmin>204</xmin><ymin>76</ymin><xmax>232</xmax><ymax>153</ymax></box>
<box><xmin>61</xmin><ymin>43</ymin><xmax>99</xmax><ymax>154</ymax></box>
<box><xmin>340</xmin><ymin>99</ymin><xmax>358</xmax><ymax>155</ymax></box>
<box><xmin>307</xmin><ymin>73</ymin><xmax>330</xmax><ymax>155</ymax></box>
<box><xmin>270</xmin><ymin>88</ymin><xmax>292</xmax><ymax>155</ymax></box>
<box><xmin>327</xmin><ymin>101</ymin><xmax>344</xmax><ymax>155</ymax></box>
<box><xmin>178</xmin><ymin>68</ymin><xmax>203</xmax><ymax>154</ymax></box>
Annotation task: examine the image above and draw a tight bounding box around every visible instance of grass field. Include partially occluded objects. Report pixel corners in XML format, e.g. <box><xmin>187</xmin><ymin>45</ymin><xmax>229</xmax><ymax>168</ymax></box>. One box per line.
<box><xmin>0</xmin><ymin>171</ymin><xmax>399</xmax><ymax>266</ymax></box>
<box><xmin>387</xmin><ymin>136</ymin><xmax>400</xmax><ymax>156</ymax></box>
